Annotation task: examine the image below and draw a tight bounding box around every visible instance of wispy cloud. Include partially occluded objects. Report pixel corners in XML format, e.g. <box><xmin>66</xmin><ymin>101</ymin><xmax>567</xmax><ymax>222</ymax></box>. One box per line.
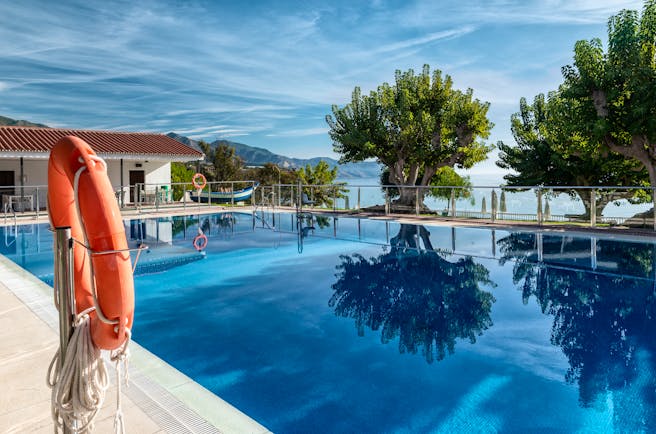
<box><xmin>266</xmin><ymin>127</ymin><xmax>329</xmax><ymax>138</ymax></box>
<box><xmin>0</xmin><ymin>0</ymin><xmax>644</xmax><ymax>161</ymax></box>
<box><xmin>374</xmin><ymin>26</ymin><xmax>476</xmax><ymax>54</ymax></box>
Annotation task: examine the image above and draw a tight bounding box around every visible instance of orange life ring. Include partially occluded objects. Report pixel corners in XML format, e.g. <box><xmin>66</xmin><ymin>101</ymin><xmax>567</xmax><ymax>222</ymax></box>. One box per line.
<box><xmin>48</xmin><ymin>136</ymin><xmax>134</xmax><ymax>351</ymax></box>
<box><xmin>193</xmin><ymin>233</ymin><xmax>208</xmax><ymax>251</ymax></box>
<box><xmin>192</xmin><ymin>173</ymin><xmax>207</xmax><ymax>190</ymax></box>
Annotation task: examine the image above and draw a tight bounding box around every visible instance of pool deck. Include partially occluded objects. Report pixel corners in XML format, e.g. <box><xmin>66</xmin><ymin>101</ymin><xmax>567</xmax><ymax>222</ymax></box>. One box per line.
<box><xmin>1</xmin><ymin>204</ymin><xmax>654</xmax><ymax>433</ymax></box>
<box><xmin>0</xmin><ymin>247</ymin><xmax>271</xmax><ymax>433</ymax></box>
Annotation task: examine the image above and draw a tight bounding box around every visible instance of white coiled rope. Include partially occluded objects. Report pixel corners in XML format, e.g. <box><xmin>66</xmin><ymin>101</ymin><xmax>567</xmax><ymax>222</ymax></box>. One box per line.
<box><xmin>47</xmin><ymin>154</ymin><xmax>131</xmax><ymax>433</ymax></box>
<box><xmin>47</xmin><ymin>310</ymin><xmax>108</xmax><ymax>433</ymax></box>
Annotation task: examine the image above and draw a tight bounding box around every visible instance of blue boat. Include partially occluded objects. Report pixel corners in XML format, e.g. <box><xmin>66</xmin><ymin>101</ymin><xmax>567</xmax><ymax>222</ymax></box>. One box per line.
<box><xmin>188</xmin><ymin>183</ymin><xmax>258</xmax><ymax>204</ymax></box>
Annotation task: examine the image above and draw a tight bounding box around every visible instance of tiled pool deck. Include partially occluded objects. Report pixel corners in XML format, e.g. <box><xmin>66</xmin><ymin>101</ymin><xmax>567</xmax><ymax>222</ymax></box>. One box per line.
<box><xmin>0</xmin><ymin>214</ymin><xmax>271</xmax><ymax>433</ymax></box>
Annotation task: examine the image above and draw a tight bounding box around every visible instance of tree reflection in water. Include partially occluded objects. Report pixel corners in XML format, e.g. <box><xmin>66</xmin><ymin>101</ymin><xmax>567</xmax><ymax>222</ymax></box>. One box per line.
<box><xmin>330</xmin><ymin>224</ymin><xmax>495</xmax><ymax>363</ymax></box>
<box><xmin>498</xmin><ymin>232</ymin><xmax>656</xmax><ymax>428</ymax></box>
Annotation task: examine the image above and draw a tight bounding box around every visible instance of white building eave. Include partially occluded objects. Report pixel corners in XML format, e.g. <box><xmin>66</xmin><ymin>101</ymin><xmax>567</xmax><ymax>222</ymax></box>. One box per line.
<box><xmin>0</xmin><ymin>151</ymin><xmax>203</xmax><ymax>162</ymax></box>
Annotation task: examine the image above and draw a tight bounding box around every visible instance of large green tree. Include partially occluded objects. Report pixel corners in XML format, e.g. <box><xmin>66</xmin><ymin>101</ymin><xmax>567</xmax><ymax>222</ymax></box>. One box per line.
<box><xmin>170</xmin><ymin>162</ymin><xmax>195</xmax><ymax>200</ymax></box>
<box><xmin>296</xmin><ymin>160</ymin><xmax>346</xmax><ymax>207</ymax></box>
<box><xmin>199</xmin><ymin>141</ymin><xmax>244</xmax><ymax>182</ymax></box>
<box><xmin>555</xmin><ymin>1</ymin><xmax>656</xmax><ymax>192</ymax></box>
<box><xmin>327</xmin><ymin>65</ymin><xmax>493</xmax><ymax>209</ymax></box>
<box><xmin>497</xmin><ymin>94</ymin><xmax>648</xmax><ymax>217</ymax></box>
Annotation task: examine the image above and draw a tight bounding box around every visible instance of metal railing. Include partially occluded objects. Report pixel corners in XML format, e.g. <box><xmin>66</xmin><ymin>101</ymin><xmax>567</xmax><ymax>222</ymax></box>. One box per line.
<box><xmin>252</xmin><ymin>183</ymin><xmax>656</xmax><ymax>231</ymax></box>
<box><xmin>2</xmin><ymin>181</ymin><xmax>655</xmax><ymax>230</ymax></box>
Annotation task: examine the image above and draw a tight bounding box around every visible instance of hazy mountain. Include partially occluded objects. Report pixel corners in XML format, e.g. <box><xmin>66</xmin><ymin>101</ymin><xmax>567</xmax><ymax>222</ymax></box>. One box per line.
<box><xmin>0</xmin><ymin>115</ymin><xmax>48</xmax><ymax>128</ymax></box>
<box><xmin>167</xmin><ymin>132</ymin><xmax>381</xmax><ymax>179</ymax></box>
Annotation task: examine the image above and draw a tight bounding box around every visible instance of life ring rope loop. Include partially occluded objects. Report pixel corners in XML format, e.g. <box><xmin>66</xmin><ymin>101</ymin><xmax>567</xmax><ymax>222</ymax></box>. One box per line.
<box><xmin>192</xmin><ymin>172</ymin><xmax>207</xmax><ymax>190</ymax></box>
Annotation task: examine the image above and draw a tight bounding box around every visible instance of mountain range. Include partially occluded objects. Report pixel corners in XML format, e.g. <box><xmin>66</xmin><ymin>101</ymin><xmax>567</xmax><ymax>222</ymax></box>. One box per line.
<box><xmin>0</xmin><ymin>115</ymin><xmax>48</xmax><ymax>128</ymax></box>
<box><xmin>0</xmin><ymin>115</ymin><xmax>380</xmax><ymax>178</ymax></box>
<box><xmin>166</xmin><ymin>132</ymin><xmax>381</xmax><ymax>179</ymax></box>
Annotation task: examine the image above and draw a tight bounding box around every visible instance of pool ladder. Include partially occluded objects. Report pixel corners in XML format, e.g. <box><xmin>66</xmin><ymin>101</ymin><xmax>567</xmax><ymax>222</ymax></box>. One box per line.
<box><xmin>253</xmin><ymin>192</ymin><xmax>276</xmax><ymax>230</ymax></box>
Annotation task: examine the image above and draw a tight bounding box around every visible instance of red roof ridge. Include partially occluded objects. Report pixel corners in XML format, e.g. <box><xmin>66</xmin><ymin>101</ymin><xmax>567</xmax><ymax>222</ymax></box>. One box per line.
<box><xmin>0</xmin><ymin>125</ymin><xmax>169</xmax><ymax>136</ymax></box>
<box><xmin>0</xmin><ymin>125</ymin><xmax>203</xmax><ymax>158</ymax></box>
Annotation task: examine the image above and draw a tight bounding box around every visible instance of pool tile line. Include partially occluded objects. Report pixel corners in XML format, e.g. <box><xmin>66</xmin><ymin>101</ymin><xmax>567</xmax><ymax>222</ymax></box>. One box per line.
<box><xmin>0</xmin><ymin>254</ymin><xmax>271</xmax><ymax>434</ymax></box>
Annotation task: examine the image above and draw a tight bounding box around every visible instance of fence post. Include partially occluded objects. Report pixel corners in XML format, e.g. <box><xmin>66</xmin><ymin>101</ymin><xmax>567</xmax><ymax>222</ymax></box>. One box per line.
<box><xmin>54</xmin><ymin>227</ymin><xmax>75</xmax><ymax>434</ymax></box>
<box><xmin>450</xmin><ymin>188</ymin><xmax>456</xmax><ymax>217</ymax></box>
<box><xmin>537</xmin><ymin>188</ymin><xmax>543</xmax><ymax>225</ymax></box>
<box><xmin>385</xmin><ymin>187</ymin><xmax>390</xmax><ymax>215</ymax></box>
<box><xmin>155</xmin><ymin>185</ymin><xmax>160</xmax><ymax>212</ymax></box>
<box><xmin>491</xmin><ymin>190</ymin><xmax>497</xmax><ymax>223</ymax></box>
<box><xmin>653</xmin><ymin>188</ymin><xmax>656</xmax><ymax>231</ymax></box>
<box><xmin>357</xmin><ymin>187</ymin><xmax>361</xmax><ymax>210</ymax></box>
<box><xmin>415</xmin><ymin>188</ymin><xmax>419</xmax><ymax>215</ymax></box>
<box><xmin>36</xmin><ymin>186</ymin><xmax>40</xmax><ymax>220</ymax></box>
<box><xmin>333</xmin><ymin>186</ymin><xmax>337</xmax><ymax>212</ymax></box>
<box><xmin>590</xmin><ymin>188</ymin><xmax>596</xmax><ymax>227</ymax></box>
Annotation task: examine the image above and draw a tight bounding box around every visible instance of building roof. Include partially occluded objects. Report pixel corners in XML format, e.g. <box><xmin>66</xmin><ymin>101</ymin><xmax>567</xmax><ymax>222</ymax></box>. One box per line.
<box><xmin>0</xmin><ymin>126</ymin><xmax>204</xmax><ymax>161</ymax></box>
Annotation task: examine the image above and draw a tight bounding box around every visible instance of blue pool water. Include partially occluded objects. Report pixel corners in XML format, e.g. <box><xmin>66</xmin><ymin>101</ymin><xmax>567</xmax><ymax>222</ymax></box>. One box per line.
<box><xmin>3</xmin><ymin>212</ymin><xmax>656</xmax><ymax>433</ymax></box>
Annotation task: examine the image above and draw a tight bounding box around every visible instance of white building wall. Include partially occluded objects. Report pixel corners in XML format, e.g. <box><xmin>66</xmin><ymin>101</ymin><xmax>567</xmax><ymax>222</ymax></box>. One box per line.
<box><xmin>0</xmin><ymin>157</ymin><xmax>172</xmax><ymax>208</ymax></box>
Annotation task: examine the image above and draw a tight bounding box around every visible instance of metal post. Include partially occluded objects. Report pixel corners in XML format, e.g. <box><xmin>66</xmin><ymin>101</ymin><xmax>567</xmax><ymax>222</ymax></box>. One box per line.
<box><xmin>297</xmin><ymin>180</ymin><xmax>302</xmax><ymax>212</ymax></box>
<box><xmin>310</xmin><ymin>186</ymin><xmax>314</xmax><ymax>210</ymax></box>
<box><xmin>357</xmin><ymin>187</ymin><xmax>361</xmax><ymax>210</ymax></box>
<box><xmin>537</xmin><ymin>188</ymin><xmax>543</xmax><ymax>225</ymax></box>
<box><xmin>120</xmin><ymin>159</ymin><xmax>125</xmax><ymax>209</ymax></box>
<box><xmin>231</xmin><ymin>182</ymin><xmax>235</xmax><ymax>207</ymax></box>
<box><xmin>54</xmin><ymin>227</ymin><xmax>75</xmax><ymax>434</ymax></box>
<box><xmin>385</xmin><ymin>187</ymin><xmax>390</xmax><ymax>215</ymax></box>
<box><xmin>415</xmin><ymin>188</ymin><xmax>419</xmax><ymax>215</ymax></box>
<box><xmin>333</xmin><ymin>186</ymin><xmax>337</xmax><ymax>212</ymax></box>
<box><xmin>155</xmin><ymin>185</ymin><xmax>160</xmax><ymax>212</ymax></box>
<box><xmin>36</xmin><ymin>186</ymin><xmax>40</xmax><ymax>220</ymax></box>
<box><xmin>652</xmin><ymin>187</ymin><xmax>656</xmax><ymax>231</ymax></box>
<box><xmin>450</xmin><ymin>189</ymin><xmax>456</xmax><ymax>217</ymax></box>
<box><xmin>491</xmin><ymin>190</ymin><xmax>497</xmax><ymax>223</ymax></box>
<box><xmin>590</xmin><ymin>188</ymin><xmax>596</xmax><ymax>227</ymax></box>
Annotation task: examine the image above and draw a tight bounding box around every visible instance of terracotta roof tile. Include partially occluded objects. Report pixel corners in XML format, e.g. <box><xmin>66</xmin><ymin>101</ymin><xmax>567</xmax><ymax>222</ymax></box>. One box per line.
<box><xmin>0</xmin><ymin>126</ymin><xmax>203</xmax><ymax>158</ymax></box>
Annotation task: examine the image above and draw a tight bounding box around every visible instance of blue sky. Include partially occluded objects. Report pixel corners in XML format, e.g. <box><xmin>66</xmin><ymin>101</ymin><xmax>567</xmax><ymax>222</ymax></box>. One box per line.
<box><xmin>0</xmin><ymin>0</ymin><xmax>646</xmax><ymax>173</ymax></box>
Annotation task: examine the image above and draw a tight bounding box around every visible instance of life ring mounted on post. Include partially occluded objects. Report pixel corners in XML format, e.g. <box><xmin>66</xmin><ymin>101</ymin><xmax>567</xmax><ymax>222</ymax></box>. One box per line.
<box><xmin>48</xmin><ymin>136</ymin><xmax>134</xmax><ymax>351</ymax></box>
<box><xmin>192</xmin><ymin>172</ymin><xmax>207</xmax><ymax>190</ymax></box>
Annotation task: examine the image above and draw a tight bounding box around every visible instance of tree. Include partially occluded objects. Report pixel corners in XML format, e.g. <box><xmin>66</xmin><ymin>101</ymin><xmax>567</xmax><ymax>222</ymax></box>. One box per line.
<box><xmin>170</xmin><ymin>162</ymin><xmax>195</xmax><ymax>200</ymax></box>
<box><xmin>554</xmin><ymin>1</ymin><xmax>656</xmax><ymax>200</ymax></box>
<box><xmin>296</xmin><ymin>160</ymin><xmax>346</xmax><ymax>207</ymax></box>
<box><xmin>199</xmin><ymin>141</ymin><xmax>244</xmax><ymax>182</ymax></box>
<box><xmin>380</xmin><ymin>166</ymin><xmax>474</xmax><ymax>212</ymax></box>
<box><xmin>327</xmin><ymin>65</ymin><xmax>493</xmax><ymax>210</ymax></box>
<box><xmin>242</xmin><ymin>162</ymin><xmax>296</xmax><ymax>186</ymax></box>
<box><xmin>497</xmin><ymin>94</ymin><xmax>648</xmax><ymax>217</ymax></box>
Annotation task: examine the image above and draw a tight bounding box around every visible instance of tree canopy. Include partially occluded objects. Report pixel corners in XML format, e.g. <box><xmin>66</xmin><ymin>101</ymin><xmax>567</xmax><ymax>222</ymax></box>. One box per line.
<box><xmin>497</xmin><ymin>94</ymin><xmax>648</xmax><ymax>217</ymax></box>
<box><xmin>296</xmin><ymin>160</ymin><xmax>346</xmax><ymax>207</ymax></box>
<box><xmin>554</xmin><ymin>0</ymin><xmax>656</xmax><ymax>189</ymax></box>
<box><xmin>327</xmin><ymin>65</ymin><xmax>493</xmax><ymax>208</ymax></box>
<box><xmin>199</xmin><ymin>141</ymin><xmax>244</xmax><ymax>182</ymax></box>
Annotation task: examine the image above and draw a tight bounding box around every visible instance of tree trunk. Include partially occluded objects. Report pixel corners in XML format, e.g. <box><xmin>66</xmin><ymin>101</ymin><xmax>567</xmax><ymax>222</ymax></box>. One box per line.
<box><xmin>575</xmin><ymin>189</ymin><xmax>607</xmax><ymax>219</ymax></box>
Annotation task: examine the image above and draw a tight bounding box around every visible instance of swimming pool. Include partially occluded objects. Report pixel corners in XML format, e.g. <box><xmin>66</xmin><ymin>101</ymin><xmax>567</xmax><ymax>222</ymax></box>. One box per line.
<box><xmin>3</xmin><ymin>212</ymin><xmax>656</xmax><ymax>432</ymax></box>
